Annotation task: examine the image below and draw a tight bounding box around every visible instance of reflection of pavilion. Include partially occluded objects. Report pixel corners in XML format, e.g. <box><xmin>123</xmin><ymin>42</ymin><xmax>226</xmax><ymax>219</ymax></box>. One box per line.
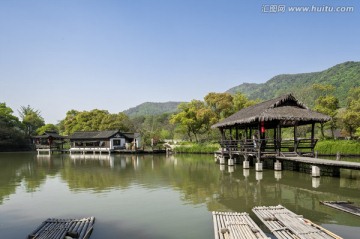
<box><xmin>70</xmin><ymin>154</ymin><xmax>115</xmax><ymax>168</ymax></box>
<box><xmin>215</xmin><ymin>168</ymin><xmax>360</xmax><ymax>226</ymax></box>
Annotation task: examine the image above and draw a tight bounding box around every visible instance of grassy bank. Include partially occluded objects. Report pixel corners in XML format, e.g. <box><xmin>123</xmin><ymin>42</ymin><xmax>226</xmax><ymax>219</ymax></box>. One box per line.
<box><xmin>171</xmin><ymin>140</ymin><xmax>360</xmax><ymax>156</ymax></box>
<box><xmin>315</xmin><ymin>140</ymin><xmax>360</xmax><ymax>155</ymax></box>
<box><xmin>173</xmin><ymin>142</ymin><xmax>220</xmax><ymax>154</ymax></box>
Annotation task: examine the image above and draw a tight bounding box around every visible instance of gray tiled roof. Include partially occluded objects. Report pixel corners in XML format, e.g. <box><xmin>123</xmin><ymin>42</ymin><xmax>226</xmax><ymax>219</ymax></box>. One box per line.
<box><xmin>69</xmin><ymin>130</ymin><xmax>140</xmax><ymax>140</ymax></box>
<box><xmin>32</xmin><ymin>131</ymin><xmax>65</xmax><ymax>139</ymax></box>
<box><xmin>69</xmin><ymin>130</ymin><xmax>120</xmax><ymax>140</ymax></box>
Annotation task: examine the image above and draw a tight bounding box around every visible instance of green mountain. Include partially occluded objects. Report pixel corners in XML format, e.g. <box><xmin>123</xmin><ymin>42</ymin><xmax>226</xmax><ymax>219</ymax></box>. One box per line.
<box><xmin>227</xmin><ymin>61</ymin><xmax>360</xmax><ymax>107</ymax></box>
<box><xmin>123</xmin><ymin>61</ymin><xmax>359</xmax><ymax>118</ymax></box>
<box><xmin>123</xmin><ymin>101</ymin><xmax>183</xmax><ymax>117</ymax></box>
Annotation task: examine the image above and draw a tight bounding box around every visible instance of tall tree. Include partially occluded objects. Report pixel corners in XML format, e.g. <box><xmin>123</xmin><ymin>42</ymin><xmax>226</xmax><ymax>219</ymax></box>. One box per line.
<box><xmin>340</xmin><ymin>87</ymin><xmax>360</xmax><ymax>138</ymax></box>
<box><xmin>18</xmin><ymin>105</ymin><xmax>45</xmax><ymax>137</ymax></box>
<box><xmin>0</xmin><ymin>103</ymin><xmax>20</xmax><ymax>127</ymax></box>
<box><xmin>99</xmin><ymin>112</ymin><xmax>134</xmax><ymax>131</ymax></box>
<box><xmin>59</xmin><ymin>109</ymin><xmax>133</xmax><ymax>135</ymax></box>
<box><xmin>0</xmin><ymin>103</ymin><xmax>27</xmax><ymax>150</ymax></box>
<box><xmin>232</xmin><ymin>92</ymin><xmax>259</xmax><ymax>112</ymax></box>
<box><xmin>170</xmin><ymin>100</ymin><xmax>217</xmax><ymax>142</ymax></box>
<box><xmin>314</xmin><ymin>95</ymin><xmax>339</xmax><ymax>138</ymax></box>
<box><xmin>36</xmin><ymin>124</ymin><xmax>59</xmax><ymax>135</ymax></box>
<box><xmin>204</xmin><ymin>92</ymin><xmax>234</xmax><ymax>119</ymax></box>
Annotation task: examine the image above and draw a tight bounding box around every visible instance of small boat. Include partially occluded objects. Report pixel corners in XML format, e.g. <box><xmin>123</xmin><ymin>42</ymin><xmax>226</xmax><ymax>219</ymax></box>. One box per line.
<box><xmin>321</xmin><ymin>201</ymin><xmax>360</xmax><ymax>217</ymax></box>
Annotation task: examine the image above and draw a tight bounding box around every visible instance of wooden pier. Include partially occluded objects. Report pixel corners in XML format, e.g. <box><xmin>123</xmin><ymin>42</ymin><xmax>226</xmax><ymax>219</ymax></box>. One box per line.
<box><xmin>28</xmin><ymin>217</ymin><xmax>95</xmax><ymax>239</ymax></box>
<box><xmin>276</xmin><ymin>156</ymin><xmax>360</xmax><ymax>170</ymax></box>
<box><xmin>252</xmin><ymin>205</ymin><xmax>342</xmax><ymax>239</ymax></box>
<box><xmin>212</xmin><ymin>211</ymin><xmax>270</xmax><ymax>239</ymax></box>
<box><xmin>321</xmin><ymin>201</ymin><xmax>360</xmax><ymax>217</ymax></box>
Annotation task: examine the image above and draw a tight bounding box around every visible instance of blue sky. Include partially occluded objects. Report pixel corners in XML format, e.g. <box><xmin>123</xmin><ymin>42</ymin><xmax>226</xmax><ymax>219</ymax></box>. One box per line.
<box><xmin>1</xmin><ymin>0</ymin><xmax>359</xmax><ymax>124</ymax></box>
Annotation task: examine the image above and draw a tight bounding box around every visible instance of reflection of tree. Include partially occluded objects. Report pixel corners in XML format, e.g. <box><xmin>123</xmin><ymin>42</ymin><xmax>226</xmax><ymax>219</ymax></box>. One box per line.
<box><xmin>2</xmin><ymin>153</ymin><xmax>360</xmax><ymax>228</ymax></box>
<box><xmin>0</xmin><ymin>153</ymin><xmax>59</xmax><ymax>203</ymax></box>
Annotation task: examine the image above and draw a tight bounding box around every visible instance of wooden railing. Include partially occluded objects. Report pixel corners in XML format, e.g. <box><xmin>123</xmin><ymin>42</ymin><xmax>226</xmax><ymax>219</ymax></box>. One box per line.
<box><xmin>219</xmin><ymin>138</ymin><xmax>318</xmax><ymax>156</ymax></box>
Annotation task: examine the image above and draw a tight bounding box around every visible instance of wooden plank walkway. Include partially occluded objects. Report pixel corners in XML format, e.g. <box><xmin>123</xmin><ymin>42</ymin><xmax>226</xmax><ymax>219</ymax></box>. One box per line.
<box><xmin>212</xmin><ymin>211</ymin><xmax>270</xmax><ymax>239</ymax></box>
<box><xmin>28</xmin><ymin>217</ymin><xmax>95</xmax><ymax>239</ymax></box>
<box><xmin>252</xmin><ymin>205</ymin><xmax>342</xmax><ymax>239</ymax></box>
<box><xmin>276</xmin><ymin>156</ymin><xmax>360</xmax><ymax>170</ymax></box>
<box><xmin>321</xmin><ymin>201</ymin><xmax>360</xmax><ymax>217</ymax></box>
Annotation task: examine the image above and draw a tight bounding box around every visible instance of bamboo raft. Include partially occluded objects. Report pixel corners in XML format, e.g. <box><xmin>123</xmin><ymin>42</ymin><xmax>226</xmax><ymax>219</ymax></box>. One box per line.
<box><xmin>212</xmin><ymin>211</ymin><xmax>270</xmax><ymax>239</ymax></box>
<box><xmin>27</xmin><ymin>217</ymin><xmax>95</xmax><ymax>239</ymax></box>
<box><xmin>321</xmin><ymin>201</ymin><xmax>360</xmax><ymax>217</ymax></box>
<box><xmin>252</xmin><ymin>205</ymin><xmax>342</xmax><ymax>239</ymax></box>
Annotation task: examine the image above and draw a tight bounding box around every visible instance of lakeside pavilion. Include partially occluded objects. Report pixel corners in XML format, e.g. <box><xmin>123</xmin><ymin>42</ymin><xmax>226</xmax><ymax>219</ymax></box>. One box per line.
<box><xmin>32</xmin><ymin>131</ymin><xmax>66</xmax><ymax>154</ymax></box>
<box><xmin>211</xmin><ymin>94</ymin><xmax>331</xmax><ymax>169</ymax></box>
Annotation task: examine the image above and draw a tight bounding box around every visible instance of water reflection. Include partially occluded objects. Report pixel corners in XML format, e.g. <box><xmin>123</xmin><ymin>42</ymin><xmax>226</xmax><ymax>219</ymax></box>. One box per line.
<box><xmin>1</xmin><ymin>153</ymin><xmax>360</xmax><ymax>239</ymax></box>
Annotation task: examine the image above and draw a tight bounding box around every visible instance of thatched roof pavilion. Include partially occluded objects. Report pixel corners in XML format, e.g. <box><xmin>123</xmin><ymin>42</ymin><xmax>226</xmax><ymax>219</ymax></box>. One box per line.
<box><xmin>212</xmin><ymin>94</ymin><xmax>331</xmax><ymax>159</ymax></box>
<box><xmin>212</xmin><ymin>94</ymin><xmax>330</xmax><ymax>129</ymax></box>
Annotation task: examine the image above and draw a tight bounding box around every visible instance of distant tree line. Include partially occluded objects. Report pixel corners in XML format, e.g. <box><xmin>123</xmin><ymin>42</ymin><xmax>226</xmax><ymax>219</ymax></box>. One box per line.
<box><xmin>1</xmin><ymin>85</ymin><xmax>360</xmax><ymax>151</ymax></box>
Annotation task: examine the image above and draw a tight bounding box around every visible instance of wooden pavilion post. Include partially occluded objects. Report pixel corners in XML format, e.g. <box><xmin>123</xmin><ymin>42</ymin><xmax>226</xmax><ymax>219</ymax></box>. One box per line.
<box><xmin>277</xmin><ymin>124</ymin><xmax>281</xmax><ymax>156</ymax></box>
<box><xmin>294</xmin><ymin>123</ymin><xmax>298</xmax><ymax>153</ymax></box>
<box><xmin>257</xmin><ymin>122</ymin><xmax>262</xmax><ymax>160</ymax></box>
<box><xmin>273</xmin><ymin>127</ymin><xmax>277</xmax><ymax>154</ymax></box>
<box><xmin>311</xmin><ymin>123</ymin><xmax>315</xmax><ymax>155</ymax></box>
<box><xmin>220</xmin><ymin>128</ymin><xmax>225</xmax><ymax>141</ymax></box>
<box><xmin>311</xmin><ymin>123</ymin><xmax>315</xmax><ymax>143</ymax></box>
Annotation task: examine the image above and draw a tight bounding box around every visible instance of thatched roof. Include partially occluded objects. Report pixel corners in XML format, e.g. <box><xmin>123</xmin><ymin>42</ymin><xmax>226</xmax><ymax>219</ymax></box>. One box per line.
<box><xmin>212</xmin><ymin>94</ymin><xmax>331</xmax><ymax>129</ymax></box>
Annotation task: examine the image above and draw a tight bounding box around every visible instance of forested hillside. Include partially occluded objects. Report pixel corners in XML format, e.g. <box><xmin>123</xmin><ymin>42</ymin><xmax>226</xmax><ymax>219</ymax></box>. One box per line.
<box><xmin>227</xmin><ymin>61</ymin><xmax>360</xmax><ymax>107</ymax></box>
<box><xmin>124</xmin><ymin>61</ymin><xmax>360</xmax><ymax>117</ymax></box>
<box><xmin>123</xmin><ymin>101</ymin><xmax>182</xmax><ymax>117</ymax></box>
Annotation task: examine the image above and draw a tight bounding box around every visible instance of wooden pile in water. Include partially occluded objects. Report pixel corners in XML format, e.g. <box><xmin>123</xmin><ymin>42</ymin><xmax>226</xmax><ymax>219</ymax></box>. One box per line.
<box><xmin>321</xmin><ymin>201</ymin><xmax>360</xmax><ymax>217</ymax></box>
<box><xmin>252</xmin><ymin>205</ymin><xmax>342</xmax><ymax>239</ymax></box>
<box><xmin>28</xmin><ymin>217</ymin><xmax>95</xmax><ymax>239</ymax></box>
<box><xmin>212</xmin><ymin>211</ymin><xmax>270</xmax><ymax>239</ymax></box>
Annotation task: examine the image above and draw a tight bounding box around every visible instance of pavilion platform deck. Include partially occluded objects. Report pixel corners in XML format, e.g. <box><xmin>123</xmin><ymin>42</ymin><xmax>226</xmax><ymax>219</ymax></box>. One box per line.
<box><xmin>36</xmin><ymin>145</ymin><xmax>63</xmax><ymax>155</ymax></box>
<box><xmin>212</xmin><ymin>211</ymin><xmax>270</xmax><ymax>239</ymax></box>
<box><xmin>28</xmin><ymin>217</ymin><xmax>95</xmax><ymax>239</ymax></box>
<box><xmin>320</xmin><ymin>201</ymin><xmax>360</xmax><ymax>217</ymax></box>
<box><xmin>252</xmin><ymin>205</ymin><xmax>342</xmax><ymax>239</ymax></box>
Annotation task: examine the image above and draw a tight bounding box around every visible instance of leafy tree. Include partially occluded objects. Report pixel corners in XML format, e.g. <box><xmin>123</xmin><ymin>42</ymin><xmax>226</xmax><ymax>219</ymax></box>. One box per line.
<box><xmin>340</xmin><ymin>87</ymin><xmax>360</xmax><ymax>138</ymax></box>
<box><xmin>59</xmin><ymin>109</ymin><xmax>133</xmax><ymax>135</ymax></box>
<box><xmin>204</xmin><ymin>92</ymin><xmax>233</xmax><ymax>119</ymax></box>
<box><xmin>232</xmin><ymin>92</ymin><xmax>259</xmax><ymax>112</ymax></box>
<box><xmin>99</xmin><ymin>113</ymin><xmax>134</xmax><ymax>131</ymax></box>
<box><xmin>170</xmin><ymin>100</ymin><xmax>217</xmax><ymax>142</ymax></box>
<box><xmin>0</xmin><ymin>103</ymin><xmax>27</xmax><ymax>150</ymax></box>
<box><xmin>132</xmin><ymin>113</ymin><xmax>175</xmax><ymax>147</ymax></box>
<box><xmin>312</xmin><ymin>84</ymin><xmax>336</xmax><ymax>97</ymax></box>
<box><xmin>314</xmin><ymin>95</ymin><xmax>339</xmax><ymax>138</ymax></box>
<box><xmin>18</xmin><ymin>105</ymin><xmax>45</xmax><ymax>137</ymax></box>
<box><xmin>0</xmin><ymin>103</ymin><xmax>20</xmax><ymax>127</ymax></box>
<box><xmin>341</xmin><ymin>111</ymin><xmax>360</xmax><ymax>138</ymax></box>
<box><xmin>36</xmin><ymin>124</ymin><xmax>59</xmax><ymax>135</ymax></box>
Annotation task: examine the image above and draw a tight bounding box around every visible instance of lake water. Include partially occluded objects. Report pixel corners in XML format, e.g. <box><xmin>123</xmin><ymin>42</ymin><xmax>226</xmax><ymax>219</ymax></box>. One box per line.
<box><xmin>1</xmin><ymin>152</ymin><xmax>360</xmax><ymax>239</ymax></box>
